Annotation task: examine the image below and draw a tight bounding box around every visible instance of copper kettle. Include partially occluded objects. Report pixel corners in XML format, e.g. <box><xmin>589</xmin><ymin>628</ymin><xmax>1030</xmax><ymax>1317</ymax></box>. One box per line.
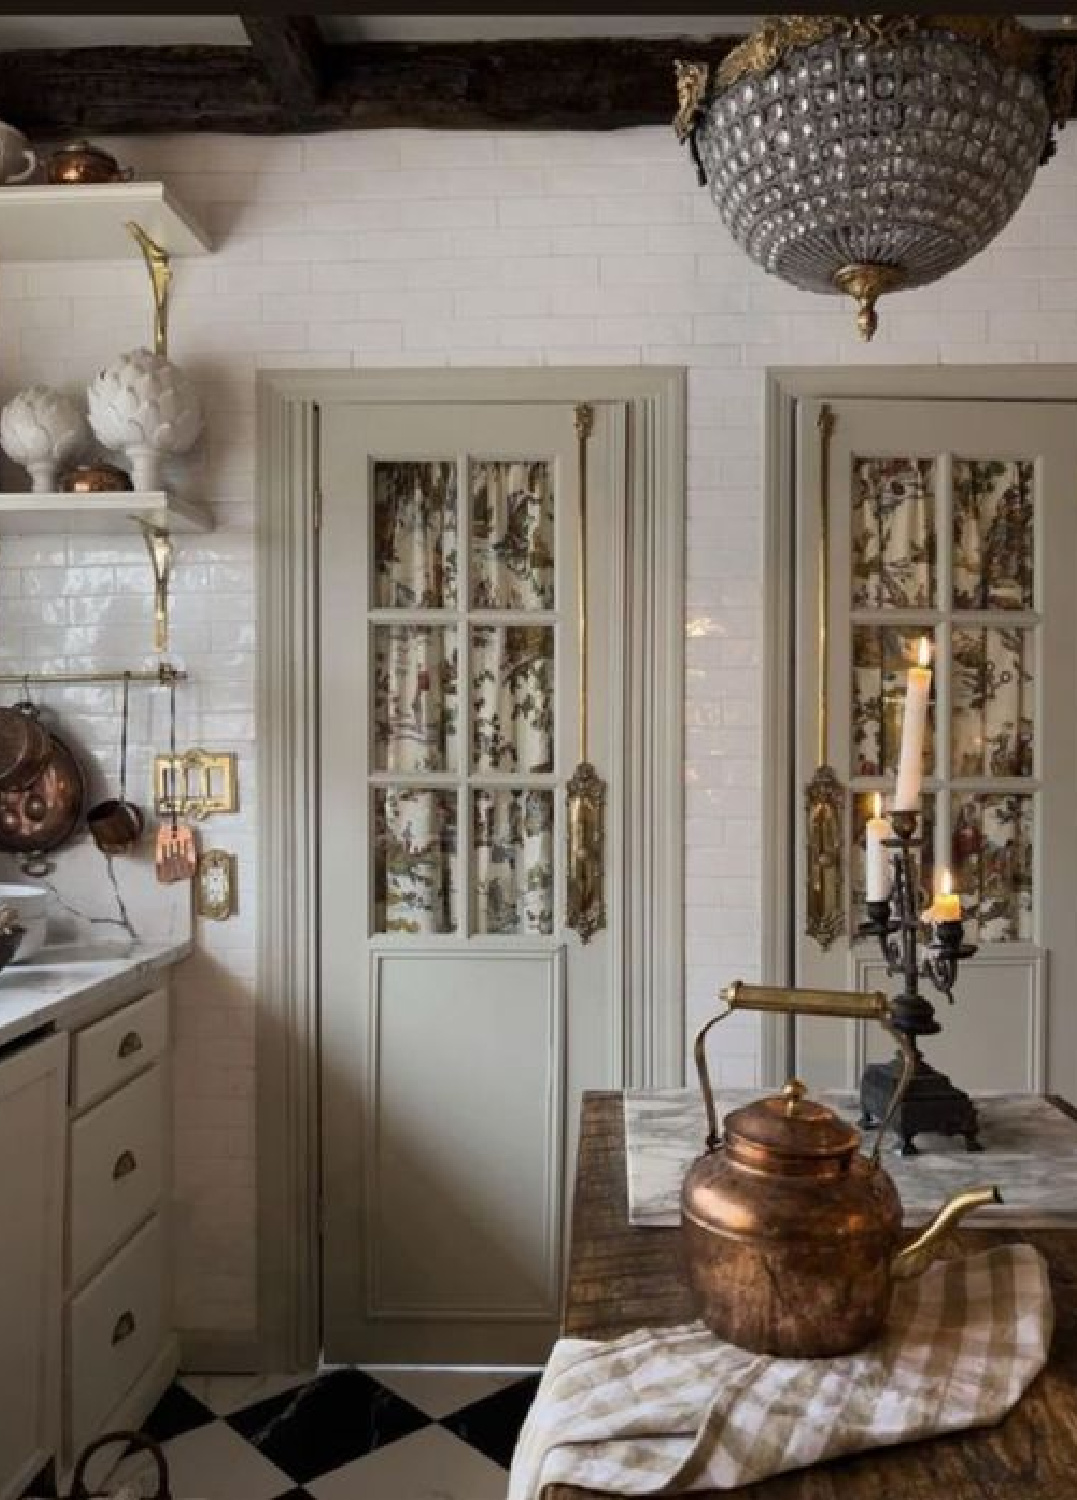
<box><xmin>681</xmin><ymin>983</ymin><xmax>1000</xmax><ymax>1358</ymax></box>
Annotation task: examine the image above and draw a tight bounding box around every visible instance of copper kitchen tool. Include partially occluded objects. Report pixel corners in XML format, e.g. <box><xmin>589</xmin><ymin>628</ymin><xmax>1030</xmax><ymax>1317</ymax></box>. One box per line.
<box><xmin>681</xmin><ymin>982</ymin><xmax>1000</xmax><ymax>1359</ymax></box>
<box><xmin>87</xmin><ymin>674</ymin><xmax>144</xmax><ymax>855</ymax></box>
<box><xmin>44</xmin><ymin>140</ymin><xmax>132</xmax><ymax>185</ymax></box>
<box><xmin>0</xmin><ymin>700</ymin><xmax>52</xmax><ymax>790</ymax></box>
<box><xmin>0</xmin><ymin>721</ymin><xmax>86</xmax><ymax>877</ymax></box>
<box><xmin>155</xmin><ymin>677</ymin><xmax>196</xmax><ymax>883</ymax></box>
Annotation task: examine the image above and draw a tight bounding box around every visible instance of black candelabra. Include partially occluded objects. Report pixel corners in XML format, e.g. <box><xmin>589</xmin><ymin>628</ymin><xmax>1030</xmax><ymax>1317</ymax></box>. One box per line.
<box><xmin>858</xmin><ymin>809</ymin><xmax>981</xmax><ymax>1155</ymax></box>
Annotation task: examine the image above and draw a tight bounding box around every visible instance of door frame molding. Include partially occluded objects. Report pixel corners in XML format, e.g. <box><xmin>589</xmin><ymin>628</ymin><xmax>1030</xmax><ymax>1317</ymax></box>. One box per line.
<box><xmin>255</xmin><ymin>366</ymin><xmax>686</xmax><ymax>1368</ymax></box>
<box><xmin>763</xmin><ymin>364</ymin><xmax>1077</xmax><ymax>1084</ymax></box>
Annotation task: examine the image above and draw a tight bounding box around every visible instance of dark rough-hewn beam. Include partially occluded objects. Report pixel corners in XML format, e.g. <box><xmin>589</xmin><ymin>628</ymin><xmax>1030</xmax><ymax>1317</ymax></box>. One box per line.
<box><xmin>0</xmin><ymin>35</ymin><xmax>1074</xmax><ymax>137</ymax></box>
<box><xmin>0</xmin><ymin>36</ymin><xmax>742</xmax><ymax>136</ymax></box>
<box><xmin>241</xmin><ymin>15</ymin><xmax>325</xmax><ymax>112</ymax></box>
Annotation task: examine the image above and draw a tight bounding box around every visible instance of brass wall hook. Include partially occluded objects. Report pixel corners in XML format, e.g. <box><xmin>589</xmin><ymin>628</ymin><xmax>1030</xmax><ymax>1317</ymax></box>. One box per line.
<box><xmin>126</xmin><ymin>221</ymin><xmax>172</xmax><ymax>357</ymax></box>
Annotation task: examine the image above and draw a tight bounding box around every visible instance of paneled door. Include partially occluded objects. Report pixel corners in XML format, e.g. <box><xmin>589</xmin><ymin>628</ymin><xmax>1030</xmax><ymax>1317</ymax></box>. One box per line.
<box><xmin>318</xmin><ymin>401</ymin><xmax>617</xmax><ymax>1363</ymax></box>
<box><xmin>794</xmin><ymin>400</ymin><xmax>1077</xmax><ymax>1100</ymax></box>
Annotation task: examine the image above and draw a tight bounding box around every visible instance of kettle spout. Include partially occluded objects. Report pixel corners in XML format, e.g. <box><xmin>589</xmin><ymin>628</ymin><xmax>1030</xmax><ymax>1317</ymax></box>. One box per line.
<box><xmin>891</xmin><ymin>1186</ymin><xmax>1002</xmax><ymax>1281</ymax></box>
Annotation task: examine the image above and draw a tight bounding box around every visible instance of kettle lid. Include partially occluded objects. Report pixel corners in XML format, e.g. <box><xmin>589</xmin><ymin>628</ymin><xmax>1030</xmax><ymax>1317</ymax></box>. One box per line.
<box><xmin>723</xmin><ymin>1079</ymin><xmax>860</xmax><ymax>1171</ymax></box>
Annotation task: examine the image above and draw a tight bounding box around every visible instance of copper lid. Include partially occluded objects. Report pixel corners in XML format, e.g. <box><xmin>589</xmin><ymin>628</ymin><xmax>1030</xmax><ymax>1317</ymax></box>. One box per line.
<box><xmin>724</xmin><ymin>1080</ymin><xmax>860</xmax><ymax>1174</ymax></box>
<box><xmin>52</xmin><ymin>139</ymin><xmax>114</xmax><ymax>161</ymax></box>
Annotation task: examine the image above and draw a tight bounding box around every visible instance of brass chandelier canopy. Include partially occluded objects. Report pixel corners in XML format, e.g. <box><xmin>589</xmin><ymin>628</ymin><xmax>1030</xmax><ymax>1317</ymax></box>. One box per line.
<box><xmin>675</xmin><ymin>16</ymin><xmax>1076</xmax><ymax>338</ymax></box>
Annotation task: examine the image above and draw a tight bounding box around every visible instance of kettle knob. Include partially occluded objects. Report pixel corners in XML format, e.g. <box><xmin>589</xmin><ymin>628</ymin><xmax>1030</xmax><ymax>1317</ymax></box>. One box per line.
<box><xmin>781</xmin><ymin>1078</ymin><xmax>808</xmax><ymax>1116</ymax></box>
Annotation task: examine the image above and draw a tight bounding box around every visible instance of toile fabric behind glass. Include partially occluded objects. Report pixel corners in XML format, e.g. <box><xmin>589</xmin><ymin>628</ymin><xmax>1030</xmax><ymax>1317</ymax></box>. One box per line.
<box><xmin>849</xmin><ymin>449</ymin><xmax>1037</xmax><ymax>946</ymax></box>
<box><xmin>371</xmin><ymin>458</ymin><xmax>556</xmax><ymax>937</ymax></box>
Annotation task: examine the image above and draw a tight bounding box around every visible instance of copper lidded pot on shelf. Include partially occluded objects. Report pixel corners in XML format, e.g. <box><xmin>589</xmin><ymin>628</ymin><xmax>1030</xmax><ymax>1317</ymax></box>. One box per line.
<box><xmin>44</xmin><ymin>140</ymin><xmax>132</xmax><ymax>185</ymax></box>
<box><xmin>681</xmin><ymin>982</ymin><xmax>1001</xmax><ymax>1359</ymax></box>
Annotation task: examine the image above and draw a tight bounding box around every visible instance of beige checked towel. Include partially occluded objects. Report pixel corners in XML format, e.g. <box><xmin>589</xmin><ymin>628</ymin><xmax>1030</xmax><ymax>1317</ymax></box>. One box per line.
<box><xmin>509</xmin><ymin>1245</ymin><xmax>1052</xmax><ymax>1498</ymax></box>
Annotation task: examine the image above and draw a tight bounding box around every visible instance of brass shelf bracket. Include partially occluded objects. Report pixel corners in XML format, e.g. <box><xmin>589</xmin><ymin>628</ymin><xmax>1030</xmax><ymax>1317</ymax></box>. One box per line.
<box><xmin>136</xmin><ymin>520</ymin><xmax>175</xmax><ymax>655</ymax></box>
<box><xmin>805</xmin><ymin>403</ymin><xmax>846</xmax><ymax>951</ymax></box>
<box><xmin>566</xmin><ymin>401</ymin><xmax>607</xmax><ymax>946</ymax></box>
<box><xmin>126</xmin><ymin>221</ymin><xmax>172</xmax><ymax>357</ymax></box>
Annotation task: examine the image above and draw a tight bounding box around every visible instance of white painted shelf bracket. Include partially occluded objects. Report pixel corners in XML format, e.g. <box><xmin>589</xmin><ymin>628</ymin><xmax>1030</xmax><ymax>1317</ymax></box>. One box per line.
<box><xmin>126</xmin><ymin>220</ymin><xmax>172</xmax><ymax>357</ymax></box>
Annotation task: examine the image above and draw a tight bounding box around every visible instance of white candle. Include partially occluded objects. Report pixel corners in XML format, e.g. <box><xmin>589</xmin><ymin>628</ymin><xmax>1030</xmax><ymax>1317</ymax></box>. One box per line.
<box><xmin>865</xmin><ymin>792</ymin><xmax>893</xmax><ymax>902</ymax></box>
<box><xmin>893</xmin><ymin>636</ymin><xmax>932</xmax><ymax>811</ymax></box>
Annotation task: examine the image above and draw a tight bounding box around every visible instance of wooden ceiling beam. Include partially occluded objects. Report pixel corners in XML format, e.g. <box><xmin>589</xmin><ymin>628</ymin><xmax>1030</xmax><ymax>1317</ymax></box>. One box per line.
<box><xmin>240</xmin><ymin>16</ymin><xmax>325</xmax><ymax>113</ymax></box>
<box><xmin>0</xmin><ymin>35</ymin><xmax>1074</xmax><ymax>137</ymax></box>
<box><xmin>0</xmin><ymin>36</ymin><xmax>742</xmax><ymax>136</ymax></box>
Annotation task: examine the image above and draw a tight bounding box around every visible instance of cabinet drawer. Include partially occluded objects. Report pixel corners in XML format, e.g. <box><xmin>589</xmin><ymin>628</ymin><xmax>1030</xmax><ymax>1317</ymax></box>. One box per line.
<box><xmin>68</xmin><ymin>1215</ymin><xmax>165</xmax><ymax>1459</ymax></box>
<box><xmin>69</xmin><ymin>1066</ymin><xmax>163</xmax><ymax>1286</ymax></box>
<box><xmin>71</xmin><ymin>988</ymin><xmax>168</xmax><ymax>1111</ymax></box>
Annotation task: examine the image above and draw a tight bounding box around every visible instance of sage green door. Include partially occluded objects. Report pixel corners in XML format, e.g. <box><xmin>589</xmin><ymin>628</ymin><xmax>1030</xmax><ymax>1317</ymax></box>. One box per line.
<box><xmin>318</xmin><ymin>400</ymin><xmax>617</xmax><ymax>1363</ymax></box>
<box><xmin>794</xmin><ymin>399</ymin><xmax>1077</xmax><ymax>1102</ymax></box>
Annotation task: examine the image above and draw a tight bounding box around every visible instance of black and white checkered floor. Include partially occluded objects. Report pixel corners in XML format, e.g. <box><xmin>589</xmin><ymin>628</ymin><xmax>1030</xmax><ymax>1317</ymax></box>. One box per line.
<box><xmin>30</xmin><ymin>1368</ymin><xmax>541</xmax><ymax>1498</ymax></box>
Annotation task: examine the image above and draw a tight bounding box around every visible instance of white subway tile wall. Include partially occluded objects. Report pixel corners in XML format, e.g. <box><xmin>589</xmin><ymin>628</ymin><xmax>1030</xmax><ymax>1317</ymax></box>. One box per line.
<box><xmin>0</xmin><ymin>123</ymin><xmax>1071</xmax><ymax>1343</ymax></box>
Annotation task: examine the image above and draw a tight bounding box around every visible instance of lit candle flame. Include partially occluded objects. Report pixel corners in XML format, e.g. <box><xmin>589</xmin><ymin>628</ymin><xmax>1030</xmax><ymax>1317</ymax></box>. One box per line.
<box><xmin>940</xmin><ymin>867</ymin><xmax>953</xmax><ymax>897</ymax></box>
<box><xmin>917</xmin><ymin>636</ymin><xmax>931</xmax><ymax>669</ymax></box>
<box><xmin>873</xmin><ymin>792</ymin><xmax>883</xmax><ymax>819</ymax></box>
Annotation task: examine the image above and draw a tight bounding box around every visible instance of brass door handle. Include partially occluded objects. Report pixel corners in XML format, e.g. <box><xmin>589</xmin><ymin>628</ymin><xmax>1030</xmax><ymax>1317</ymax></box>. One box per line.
<box><xmin>117</xmin><ymin>1030</ymin><xmax>143</xmax><ymax>1059</ymax></box>
<box><xmin>112</xmin><ymin>1150</ymin><xmax>137</xmax><ymax>1181</ymax></box>
<box><xmin>111</xmin><ymin>1310</ymin><xmax>136</xmax><ymax>1345</ymax></box>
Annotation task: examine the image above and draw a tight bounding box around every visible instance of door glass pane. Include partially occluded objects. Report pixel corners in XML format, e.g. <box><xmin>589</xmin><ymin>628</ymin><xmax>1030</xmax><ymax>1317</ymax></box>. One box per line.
<box><xmin>471</xmin><ymin>625</ymin><xmax>554</xmax><ymax>772</ymax></box>
<box><xmin>470</xmin><ymin>459</ymin><xmax>554</xmax><ymax>610</ymax></box>
<box><xmin>373</xmin><ymin>625</ymin><xmax>459</xmax><ymax>771</ymax></box>
<box><xmin>851</xmin><ymin>626</ymin><xmax>936</xmax><ymax>778</ymax></box>
<box><xmin>852</xmin><ymin>793</ymin><xmax>935</xmax><ymax>932</ymax></box>
<box><xmin>851</xmin><ymin>455</ymin><xmax>936</xmax><ymax>608</ymax></box>
<box><xmin>952</xmin><ymin>627</ymin><xmax>1035</xmax><ymax>778</ymax></box>
<box><xmin>471</xmin><ymin>789</ymin><xmax>554</xmax><ymax>936</ymax></box>
<box><xmin>952</xmin><ymin>458</ymin><xmax>1034</xmax><ymax>611</ymax></box>
<box><xmin>951</xmin><ymin>793</ymin><xmax>1034</xmax><ymax>943</ymax></box>
<box><xmin>373</xmin><ymin>460</ymin><xmax>458</xmax><ymax>608</ymax></box>
<box><xmin>373</xmin><ymin>788</ymin><xmax>457</xmax><ymax>934</ymax></box>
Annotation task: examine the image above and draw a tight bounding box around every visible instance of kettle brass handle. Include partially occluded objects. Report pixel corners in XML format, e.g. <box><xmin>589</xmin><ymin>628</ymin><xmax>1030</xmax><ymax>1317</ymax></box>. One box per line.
<box><xmin>697</xmin><ymin>982</ymin><xmax>916</xmax><ymax>1165</ymax></box>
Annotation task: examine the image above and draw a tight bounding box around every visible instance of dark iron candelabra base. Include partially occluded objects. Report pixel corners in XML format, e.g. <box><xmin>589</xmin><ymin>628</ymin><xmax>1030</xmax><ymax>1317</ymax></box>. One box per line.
<box><xmin>860</xmin><ymin>1051</ymin><xmax>982</xmax><ymax>1156</ymax></box>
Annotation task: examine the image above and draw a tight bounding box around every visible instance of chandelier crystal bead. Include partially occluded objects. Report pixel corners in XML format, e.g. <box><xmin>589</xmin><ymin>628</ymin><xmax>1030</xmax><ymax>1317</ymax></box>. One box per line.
<box><xmin>675</xmin><ymin>17</ymin><xmax>1065</xmax><ymax>338</ymax></box>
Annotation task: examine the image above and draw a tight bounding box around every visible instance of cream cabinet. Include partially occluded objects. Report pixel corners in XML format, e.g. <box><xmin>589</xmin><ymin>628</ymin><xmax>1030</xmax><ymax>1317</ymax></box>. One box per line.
<box><xmin>0</xmin><ymin>1032</ymin><xmax>66</xmax><ymax>1500</ymax></box>
<box><xmin>63</xmin><ymin>984</ymin><xmax>177</xmax><ymax>1465</ymax></box>
<box><xmin>0</xmin><ymin>977</ymin><xmax>178</xmax><ymax>1498</ymax></box>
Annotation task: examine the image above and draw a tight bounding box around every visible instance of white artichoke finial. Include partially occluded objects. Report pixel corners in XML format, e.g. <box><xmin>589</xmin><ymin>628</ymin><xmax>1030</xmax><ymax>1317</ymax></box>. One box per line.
<box><xmin>87</xmin><ymin>348</ymin><xmax>202</xmax><ymax>491</ymax></box>
<box><xmin>0</xmin><ymin>385</ymin><xmax>88</xmax><ymax>492</ymax></box>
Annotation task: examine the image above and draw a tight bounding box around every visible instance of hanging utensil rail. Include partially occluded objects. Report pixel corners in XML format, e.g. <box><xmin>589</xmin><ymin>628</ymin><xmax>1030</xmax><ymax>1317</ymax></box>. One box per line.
<box><xmin>0</xmin><ymin>665</ymin><xmax>186</xmax><ymax>686</ymax></box>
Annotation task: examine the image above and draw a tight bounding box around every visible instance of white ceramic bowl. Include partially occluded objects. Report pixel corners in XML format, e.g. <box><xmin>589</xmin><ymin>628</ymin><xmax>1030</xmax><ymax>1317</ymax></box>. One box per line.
<box><xmin>0</xmin><ymin>883</ymin><xmax>48</xmax><ymax>962</ymax></box>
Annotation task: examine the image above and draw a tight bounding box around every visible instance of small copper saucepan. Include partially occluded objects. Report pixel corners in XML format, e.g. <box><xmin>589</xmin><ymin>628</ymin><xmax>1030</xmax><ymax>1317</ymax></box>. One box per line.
<box><xmin>87</xmin><ymin>674</ymin><xmax>143</xmax><ymax>855</ymax></box>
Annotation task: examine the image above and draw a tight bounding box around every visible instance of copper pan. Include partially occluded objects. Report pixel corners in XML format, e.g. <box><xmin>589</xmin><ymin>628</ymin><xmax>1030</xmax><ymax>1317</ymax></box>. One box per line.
<box><xmin>0</xmin><ymin>729</ymin><xmax>85</xmax><ymax>875</ymax></box>
<box><xmin>0</xmin><ymin>703</ymin><xmax>53</xmax><ymax>791</ymax></box>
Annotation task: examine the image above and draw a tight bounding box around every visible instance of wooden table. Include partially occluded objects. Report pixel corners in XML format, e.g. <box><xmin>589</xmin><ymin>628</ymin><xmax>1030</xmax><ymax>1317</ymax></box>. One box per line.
<box><xmin>550</xmin><ymin>1091</ymin><xmax>1077</xmax><ymax>1500</ymax></box>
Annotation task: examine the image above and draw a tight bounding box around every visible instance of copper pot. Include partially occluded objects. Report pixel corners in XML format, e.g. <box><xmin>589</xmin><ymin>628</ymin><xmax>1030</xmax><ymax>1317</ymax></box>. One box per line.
<box><xmin>0</xmin><ymin>727</ymin><xmax>85</xmax><ymax>875</ymax></box>
<box><xmin>0</xmin><ymin>703</ymin><xmax>52</xmax><ymax>790</ymax></box>
<box><xmin>44</xmin><ymin>140</ymin><xmax>132</xmax><ymax>185</ymax></box>
<box><xmin>60</xmin><ymin>462</ymin><xmax>132</xmax><ymax>494</ymax></box>
<box><xmin>681</xmin><ymin>983</ymin><xmax>1000</xmax><ymax>1358</ymax></box>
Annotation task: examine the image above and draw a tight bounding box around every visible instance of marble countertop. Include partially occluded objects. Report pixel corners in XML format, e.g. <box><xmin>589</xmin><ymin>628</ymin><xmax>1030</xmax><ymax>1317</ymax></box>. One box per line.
<box><xmin>0</xmin><ymin>938</ymin><xmax>191</xmax><ymax>1052</ymax></box>
<box><xmin>626</xmin><ymin>1089</ymin><xmax>1077</xmax><ymax>1230</ymax></box>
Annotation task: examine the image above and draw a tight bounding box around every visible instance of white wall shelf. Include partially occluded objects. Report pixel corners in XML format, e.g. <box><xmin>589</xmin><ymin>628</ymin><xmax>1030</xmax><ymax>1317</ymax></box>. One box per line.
<box><xmin>0</xmin><ymin>182</ymin><xmax>210</xmax><ymax>261</ymax></box>
<box><xmin>0</xmin><ymin>491</ymin><xmax>213</xmax><ymax>535</ymax></box>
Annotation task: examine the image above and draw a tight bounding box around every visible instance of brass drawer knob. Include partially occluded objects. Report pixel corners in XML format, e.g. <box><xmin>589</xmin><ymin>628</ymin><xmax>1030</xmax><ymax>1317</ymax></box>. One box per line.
<box><xmin>112</xmin><ymin>1150</ymin><xmax>137</xmax><ymax>1181</ymax></box>
<box><xmin>111</xmin><ymin>1310</ymin><xmax>136</xmax><ymax>1345</ymax></box>
<box><xmin>117</xmin><ymin>1030</ymin><xmax>143</xmax><ymax>1059</ymax></box>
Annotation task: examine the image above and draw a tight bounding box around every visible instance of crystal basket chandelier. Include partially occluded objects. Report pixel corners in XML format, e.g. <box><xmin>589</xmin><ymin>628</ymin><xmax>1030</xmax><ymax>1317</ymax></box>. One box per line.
<box><xmin>674</xmin><ymin>16</ymin><xmax>1075</xmax><ymax>338</ymax></box>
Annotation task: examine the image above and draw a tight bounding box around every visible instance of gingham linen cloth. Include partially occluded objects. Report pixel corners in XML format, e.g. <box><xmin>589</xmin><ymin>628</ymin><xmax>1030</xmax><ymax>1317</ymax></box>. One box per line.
<box><xmin>508</xmin><ymin>1245</ymin><xmax>1052</xmax><ymax>1498</ymax></box>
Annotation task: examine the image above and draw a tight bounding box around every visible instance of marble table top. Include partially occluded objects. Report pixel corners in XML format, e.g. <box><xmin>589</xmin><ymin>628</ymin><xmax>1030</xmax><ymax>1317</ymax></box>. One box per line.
<box><xmin>625</xmin><ymin>1089</ymin><xmax>1077</xmax><ymax>1230</ymax></box>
